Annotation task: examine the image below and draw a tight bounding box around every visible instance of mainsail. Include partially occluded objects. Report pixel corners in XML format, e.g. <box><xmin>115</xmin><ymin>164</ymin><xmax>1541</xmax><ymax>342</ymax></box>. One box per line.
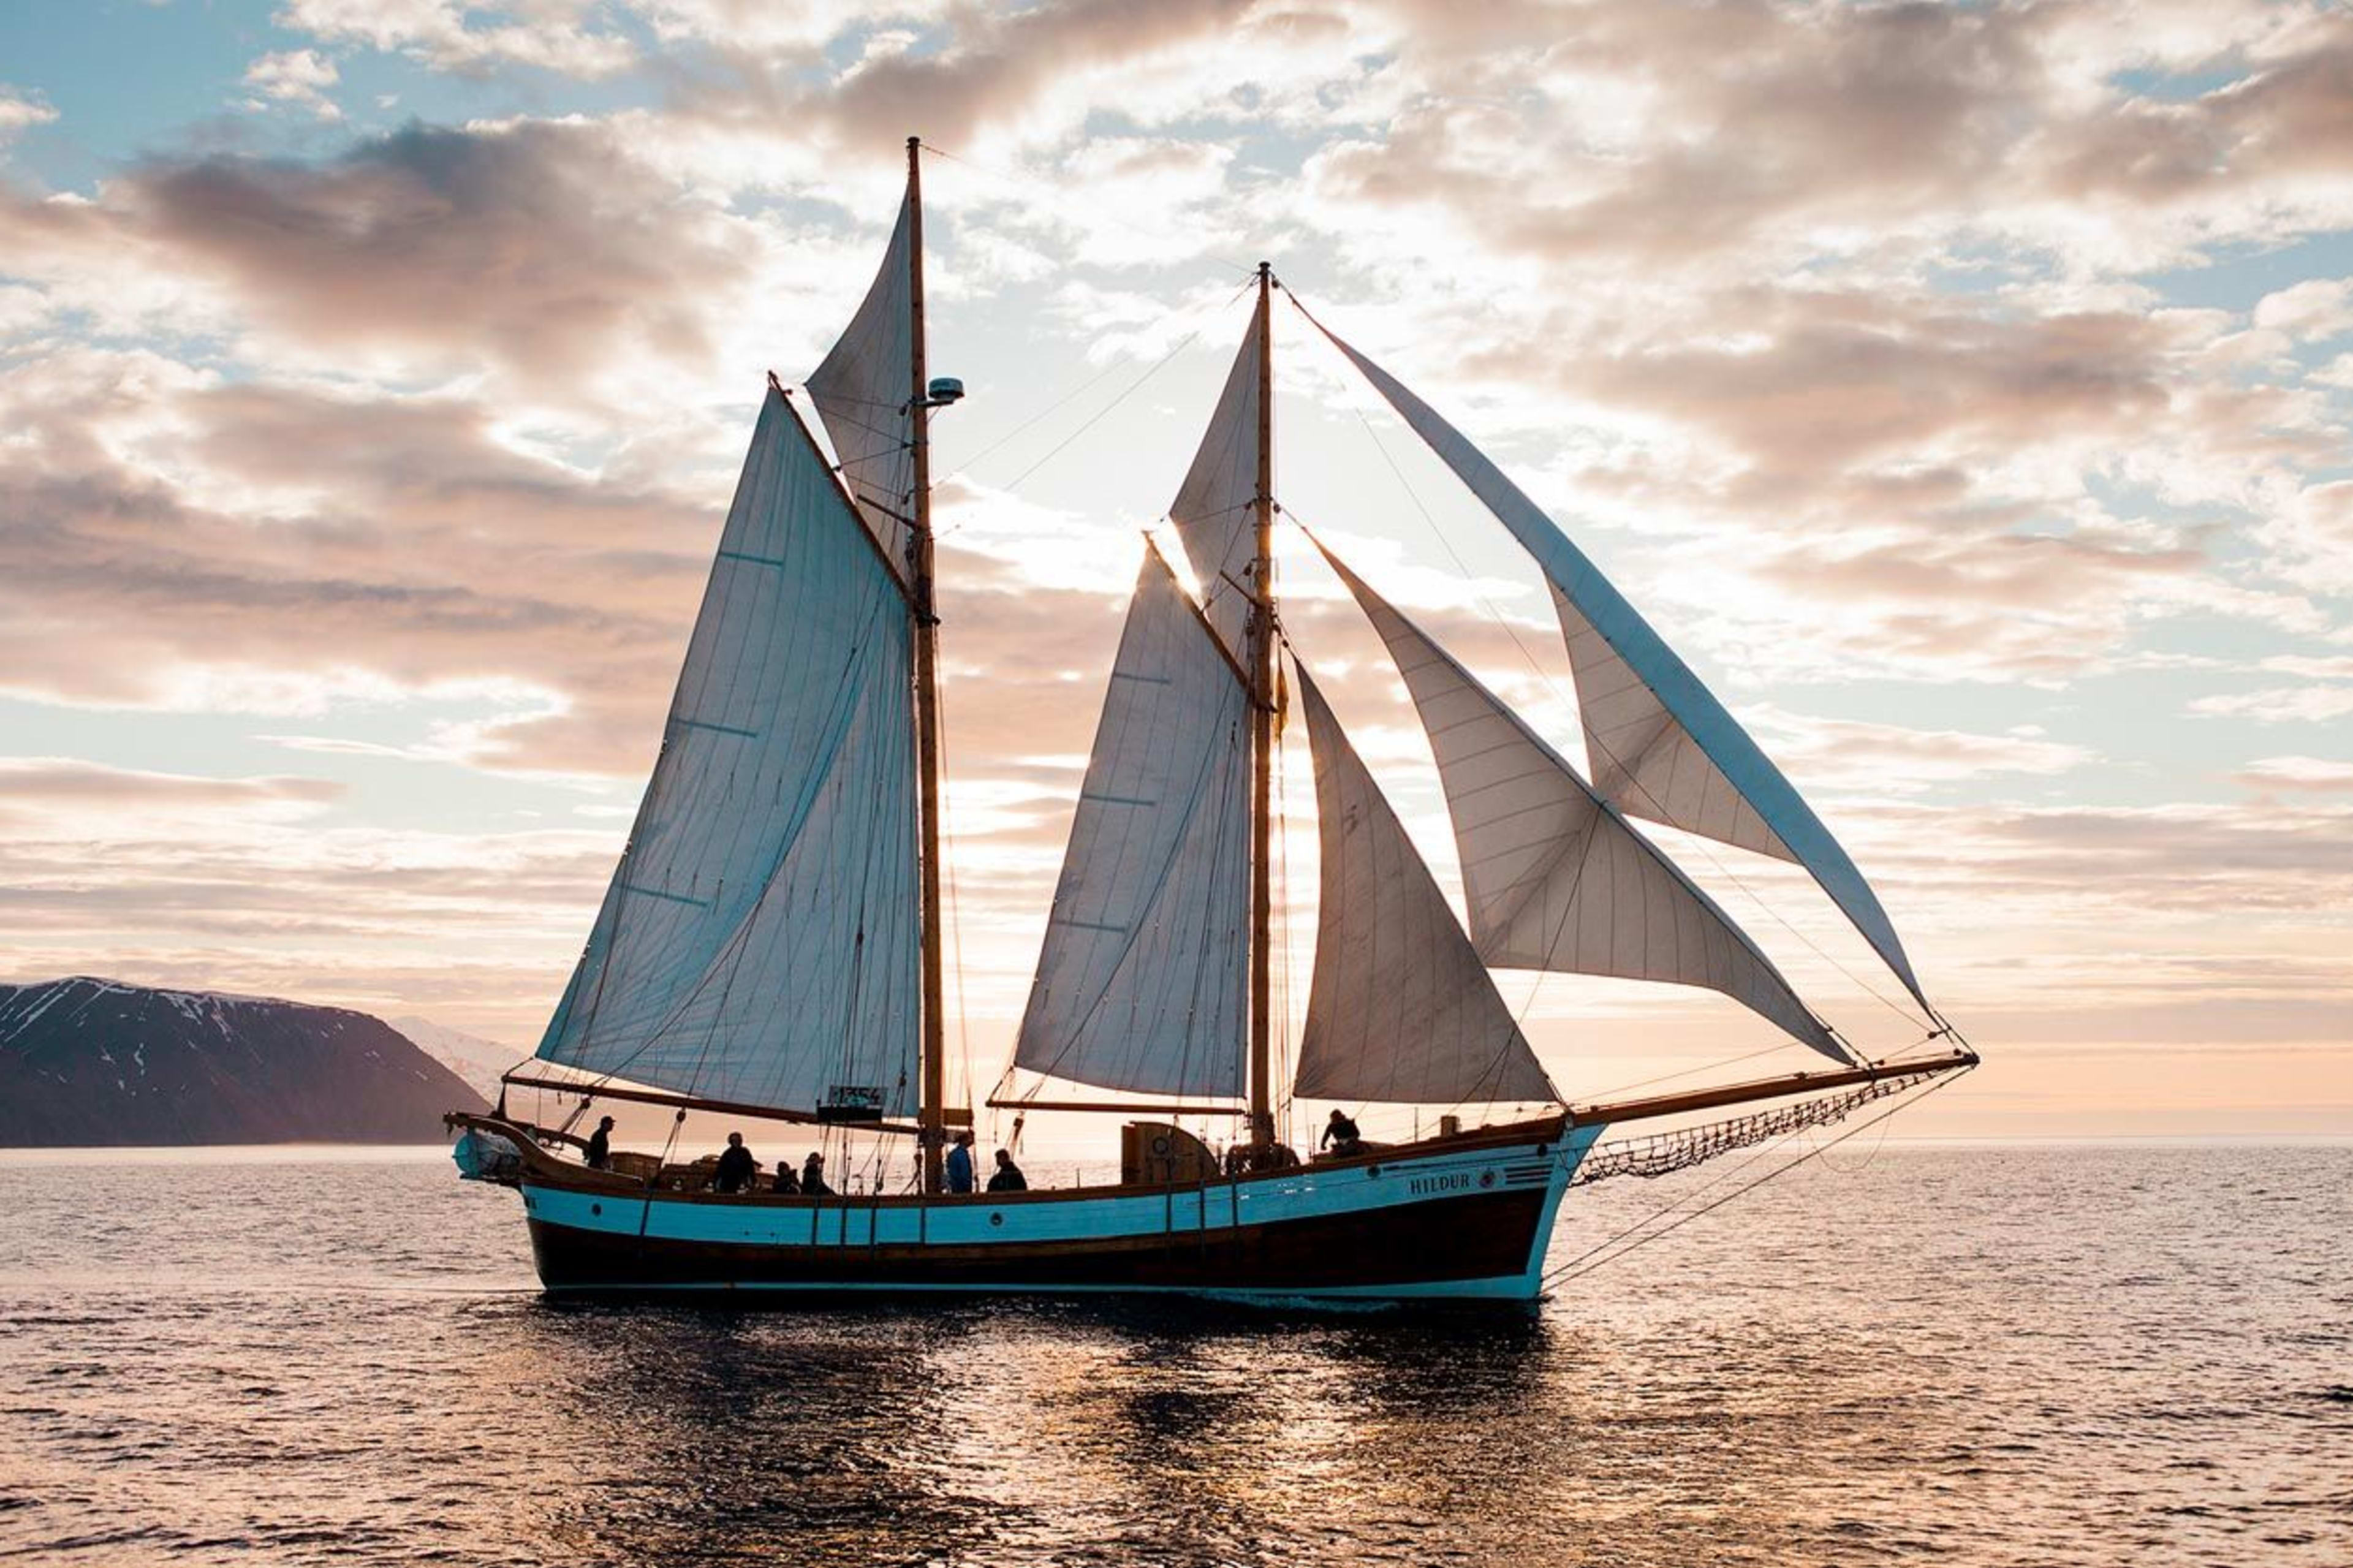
<box><xmin>1165</xmin><ymin>292</ymin><xmax>1267</xmax><ymax>660</ymax></box>
<box><xmin>1320</xmin><ymin>547</ymin><xmax>1846</xmax><ymax>1062</ymax></box>
<box><xmin>806</xmin><ymin>194</ymin><xmax>916</xmax><ymax>570</ymax></box>
<box><xmin>534</xmin><ymin>388</ymin><xmax>922</xmax><ymax>1112</ymax></box>
<box><xmin>1012</xmin><ymin>544</ymin><xmax>1252</xmax><ymax>1098</ymax></box>
<box><xmin>1292</xmin><ymin>663</ymin><xmax>1557</xmax><ymax>1105</ymax></box>
<box><xmin>1305</xmin><ymin>312</ymin><xmax>1928</xmax><ymax>1012</ymax></box>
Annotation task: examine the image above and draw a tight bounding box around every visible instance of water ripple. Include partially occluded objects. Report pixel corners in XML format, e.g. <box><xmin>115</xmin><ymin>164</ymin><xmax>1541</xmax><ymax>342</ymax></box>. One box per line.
<box><xmin>1</xmin><ymin>1144</ymin><xmax>2347</xmax><ymax>1566</ymax></box>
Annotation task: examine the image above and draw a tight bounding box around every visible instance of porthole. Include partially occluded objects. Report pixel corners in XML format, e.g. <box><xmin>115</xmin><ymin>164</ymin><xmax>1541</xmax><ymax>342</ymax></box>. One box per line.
<box><xmin>990</xmin><ymin>1212</ymin><xmax>1004</xmax><ymax>1227</ymax></box>
<box><xmin>591</xmin><ymin>1202</ymin><xmax>603</xmax><ymax>1216</ymax></box>
<box><xmin>1479</xmin><ymin>1170</ymin><xmax>1496</xmax><ymax>1189</ymax></box>
<box><xmin>1366</xmin><ymin>1164</ymin><xmax>1381</xmax><ymax>1178</ymax></box>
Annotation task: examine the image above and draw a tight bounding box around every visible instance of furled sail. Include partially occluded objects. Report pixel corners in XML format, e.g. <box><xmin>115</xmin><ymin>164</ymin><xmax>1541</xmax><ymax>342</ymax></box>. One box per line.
<box><xmin>1320</xmin><ymin>547</ymin><xmax>1847</xmax><ymax>1062</ymax></box>
<box><xmin>1165</xmin><ymin>295</ymin><xmax>1266</xmax><ymax>660</ymax></box>
<box><xmin>1292</xmin><ymin>662</ymin><xmax>1558</xmax><ymax>1105</ymax></box>
<box><xmin>1306</xmin><ymin>313</ymin><xmax>1928</xmax><ymax>1012</ymax></box>
<box><xmin>806</xmin><ymin>193</ymin><xmax>915</xmax><ymax>571</ymax></box>
<box><xmin>534</xmin><ymin>388</ymin><xmax>922</xmax><ymax>1112</ymax></box>
<box><xmin>1013</xmin><ymin>543</ymin><xmax>1252</xmax><ymax>1097</ymax></box>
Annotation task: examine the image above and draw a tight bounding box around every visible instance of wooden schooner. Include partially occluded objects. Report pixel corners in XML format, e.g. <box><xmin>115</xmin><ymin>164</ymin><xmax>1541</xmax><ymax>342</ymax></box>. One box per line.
<box><xmin>449</xmin><ymin>140</ymin><xmax>1976</xmax><ymax>1305</ymax></box>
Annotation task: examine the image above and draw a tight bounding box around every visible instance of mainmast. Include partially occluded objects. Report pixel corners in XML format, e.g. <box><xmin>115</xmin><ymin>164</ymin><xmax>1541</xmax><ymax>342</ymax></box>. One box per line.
<box><xmin>1247</xmin><ymin>260</ymin><xmax>1276</xmax><ymax>1151</ymax></box>
<box><xmin>908</xmin><ymin>136</ymin><xmax>949</xmax><ymax>1192</ymax></box>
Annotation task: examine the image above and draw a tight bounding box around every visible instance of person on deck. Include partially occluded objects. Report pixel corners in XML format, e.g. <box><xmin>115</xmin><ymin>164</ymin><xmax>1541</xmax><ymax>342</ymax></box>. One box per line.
<box><xmin>1322</xmin><ymin>1109</ymin><xmax>1363</xmax><ymax>1158</ymax></box>
<box><xmin>770</xmin><ymin>1161</ymin><xmax>801</xmax><ymax>1195</ymax></box>
<box><xmin>583</xmin><ymin>1115</ymin><xmax>615</xmax><ymax>1170</ymax></box>
<box><xmin>944</xmin><ymin>1131</ymin><xmax>976</xmax><ymax>1195</ymax></box>
<box><xmin>987</xmin><ymin>1149</ymin><xmax>1028</xmax><ymax>1193</ymax></box>
<box><xmin>801</xmin><ymin>1152</ymin><xmax>833</xmax><ymax>1197</ymax></box>
<box><xmin>713</xmin><ymin>1132</ymin><xmax>756</xmax><ymax>1194</ymax></box>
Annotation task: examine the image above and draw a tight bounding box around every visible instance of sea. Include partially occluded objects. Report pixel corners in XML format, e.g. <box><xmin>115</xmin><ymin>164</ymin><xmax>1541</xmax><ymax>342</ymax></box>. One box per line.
<box><xmin>1</xmin><ymin>1142</ymin><xmax>2346</xmax><ymax>1567</ymax></box>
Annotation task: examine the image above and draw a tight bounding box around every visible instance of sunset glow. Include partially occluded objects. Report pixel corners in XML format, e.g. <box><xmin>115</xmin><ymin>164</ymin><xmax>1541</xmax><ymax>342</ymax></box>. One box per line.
<box><xmin>4</xmin><ymin>1</ymin><xmax>2349</xmax><ymax>1139</ymax></box>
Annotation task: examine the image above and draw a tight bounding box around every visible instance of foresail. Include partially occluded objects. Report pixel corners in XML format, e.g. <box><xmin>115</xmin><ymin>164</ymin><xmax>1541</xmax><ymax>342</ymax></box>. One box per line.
<box><xmin>1167</xmin><ymin>295</ymin><xmax>1266</xmax><ymax>660</ymax></box>
<box><xmin>1320</xmin><ymin>548</ymin><xmax>1848</xmax><ymax>1062</ymax></box>
<box><xmin>1293</xmin><ymin>662</ymin><xmax>1557</xmax><ymax>1106</ymax></box>
<box><xmin>806</xmin><ymin>193</ymin><xmax>915</xmax><ymax>572</ymax></box>
<box><xmin>535</xmin><ymin>388</ymin><xmax>921</xmax><ymax>1113</ymax></box>
<box><xmin>1308</xmin><ymin>315</ymin><xmax>1928</xmax><ymax>1012</ymax></box>
<box><xmin>1012</xmin><ymin>545</ymin><xmax>1251</xmax><ymax>1098</ymax></box>
<box><xmin>1547</xmin><ymin>578</ymin><xmax>1784</xmax><ymax>859</ymax></box>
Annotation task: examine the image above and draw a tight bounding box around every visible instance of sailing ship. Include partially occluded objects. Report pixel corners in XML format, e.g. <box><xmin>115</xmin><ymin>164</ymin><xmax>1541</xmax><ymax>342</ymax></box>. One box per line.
<box><xmin>449</xmin><ymin>140</ymin><xmax>1976</xmax><ymax>1304</ymax></box>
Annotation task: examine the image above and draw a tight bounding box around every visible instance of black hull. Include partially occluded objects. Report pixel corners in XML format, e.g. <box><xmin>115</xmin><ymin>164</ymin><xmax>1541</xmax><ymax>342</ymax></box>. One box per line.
<box><xmin>526</xmin><ymin>1184</ymin><xmax>1551</xmax><ymax>1299</ymax></box>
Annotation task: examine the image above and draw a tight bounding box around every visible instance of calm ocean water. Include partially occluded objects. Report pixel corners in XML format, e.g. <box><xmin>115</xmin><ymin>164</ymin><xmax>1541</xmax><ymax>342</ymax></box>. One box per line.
<box><xmin>1</xmin><ymin>1142</ymin><xmax>2346</xmax><ymax>1567</ymax></box>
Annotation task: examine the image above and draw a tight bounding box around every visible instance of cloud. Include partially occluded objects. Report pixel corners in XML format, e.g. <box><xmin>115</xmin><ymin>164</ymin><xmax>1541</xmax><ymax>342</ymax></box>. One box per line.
<box><xmin>2253</xmin><ymin>276</ymin><xmax>2353</xmax><ymax>339</ymax></box>
<box><xmin>1952</xmin><ymin>800</ymin><xmax>2353</xmax><ymax>916</ymax></box>
<box><xmin>0</xmin><ymin>119</ymin><xmax>804</xmax><ymax>407</ymax></box>
<box><xmin>242</xmin><ymin>49</ymin><xmax>345</xmax><ymax>121</ymax></box>
<box><xmin>635</xmin><ymin>0</ymin><xmax>1311</xmax><ymax>196</ymax></box>
<box><xmin>0</xmin><ymin>86</ymin><xmax>58</xmax><ymax>143</ymax></box>
<box><xmin>2237</xmin><ymin>755</ymin><xmax>2353</xmax><ymax>791</ymax></box>
<box><xmin>1746</xmin><ymin>711</ymin><xmax>2095</xmax><ymax>798</ymax></box>
<box><xmin>2257</xmin><ymin>479</ymin><xmax>2353</xmax><ymax>596</ymax></box>
<box><xmin>0</xmin><ymin>348</ymin><xmax>717</xmax><ymax>772</ymax></box>
<box><xmin>0</xmin><ymin>757</ymin><xmax>343</xmax><ymax>809</ymax></box>
<box><xmin>275</xmin><ymin>0</ymin><xmax>636</xmax><ymax>78</ymax></box>
<box><xmin>2190</xmin><ymin>684</ymin><xmax>2353</xmax><ymax>722</ymax></box>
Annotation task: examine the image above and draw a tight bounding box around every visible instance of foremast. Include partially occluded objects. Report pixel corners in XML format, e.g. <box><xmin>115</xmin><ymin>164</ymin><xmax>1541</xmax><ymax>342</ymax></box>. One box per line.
<box><xmin>1246</xmin><ymin>261</ymin><xmax>1278</xmax><ymax>1151</ymax></box>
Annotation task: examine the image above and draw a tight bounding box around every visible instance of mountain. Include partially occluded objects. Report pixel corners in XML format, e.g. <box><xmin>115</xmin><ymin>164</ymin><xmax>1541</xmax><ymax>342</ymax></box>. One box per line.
<box><xmin>387</xmin><ymin>1015</ymin><xmax>520</xmax><ymax>1102</ymax></box>
<box><xmin>0</xmin><ymin>977</ymin><xmax>489</xmax><ymax>1146</ymax></box>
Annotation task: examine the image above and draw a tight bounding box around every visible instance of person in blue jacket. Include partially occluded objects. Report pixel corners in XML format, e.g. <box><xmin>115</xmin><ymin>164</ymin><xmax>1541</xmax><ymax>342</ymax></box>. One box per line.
<box><xmin>944</xmin><ymin>1131</ymin><xmax>976</xmax><ymax>1195</ymax></box>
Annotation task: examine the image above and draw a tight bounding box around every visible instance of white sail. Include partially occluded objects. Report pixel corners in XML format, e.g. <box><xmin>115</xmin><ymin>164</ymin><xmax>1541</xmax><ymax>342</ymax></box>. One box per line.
<box><xmin>1013</xmin><ymin>545</ymin><xmax>1252</xmax><ymax>1098</ymax></box>
<box><xmin>1167</xmin><ymin>295</ymin><xmax>1265</xmax><ymax>661</ymax></box>
<box><xmin>806</xmin><ymin>194</ymin><xmax>915</xmax><ymax>572</ymax></box>
<box><xmin>1292</xmin><ymin>662</ymin><xmax>1557</xmax><ymax>1106</ymax></box>
<box><xmin>1548</xmin><ymin>579</ymin><xmax>1783</xmax><ymax>859</ymax></box>
<box><xmin>1306</xmin><ymin>312</ymin><xmax>1929</xmax><ymax>1012</ymax></box>
<box><xmin>534</xmin><ymin>388</ymin><xmax>922</xmax><ymax>1112</ymax></box>
<box><xmin>1321</xmin><ymin>548</ymin><xmax>1847</xmax><ymax>1062</ymax></box>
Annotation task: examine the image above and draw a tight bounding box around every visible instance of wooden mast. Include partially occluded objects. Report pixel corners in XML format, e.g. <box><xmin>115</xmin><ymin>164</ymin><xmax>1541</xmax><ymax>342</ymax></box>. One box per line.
<box><xmin>908</xmin><ymin>135</ymin><xmax>948</xmax><ymax>1194</ymax></box>
<box><xmin>1247</xmin><ymin>261</ymin><xmax>1276</xmax><ymax>1151</ymax></box>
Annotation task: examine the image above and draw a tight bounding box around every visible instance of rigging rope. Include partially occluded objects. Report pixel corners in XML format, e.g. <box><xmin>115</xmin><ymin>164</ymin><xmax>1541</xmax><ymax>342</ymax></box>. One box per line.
<box><xmin>993</xmin><ymin>280</ymin><xmax>1256</xmax><ymax>494</ymax></box>
<box><xmin>1542</xmin><ymin>1065</ymin><xmax>1968</xmax><ymax>1288</ymax></box>
<box><xmin>919</xmin><ymin>142</ymin><xmax>1259</xmax><ymax>281</ymax></box>
<box><xmin>1573</xmin><ymin>1072</ymin><xmax>1923</xmax><ymax>1185</ymax></box>
<box><xmin>1290</xmin><ymin>292</ymin><xmax>1933</xmax><ymax>1038</ymax></box>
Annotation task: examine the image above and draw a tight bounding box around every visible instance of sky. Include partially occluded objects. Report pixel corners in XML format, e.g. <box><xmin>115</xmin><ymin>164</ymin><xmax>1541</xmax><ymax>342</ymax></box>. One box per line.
<box><xmin>1</xmin><ymin>0</ymin><xmax>2349</xmax><ymax>1145</ymax></box>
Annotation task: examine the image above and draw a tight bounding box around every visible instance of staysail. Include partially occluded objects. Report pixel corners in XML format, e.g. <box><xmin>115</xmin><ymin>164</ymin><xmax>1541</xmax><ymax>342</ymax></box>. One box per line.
<box><xmin>534</xmin><ymin>388</ymin><xmax>922</xmax><ymax>1113</ymax></box>
<box><xmin>1305</xmin><ymin>312</ymin><xmax>1928</xmax><ymax>1012</ymax></box>
<box><xmin>1012</xmin><ymin>544</ymin><xmax>1252</xmax><ymax>1098</ymax></box>
<box><xmin>806</xmin><ymin>193</ymin><xmax>915</xmax><ymax>571</ymax></box>
<box><xmin>1165</xmin><ymin>292</ymin><xmax>1266</xmax><ymax>660</ymax></box>
<box><xmin>1320</xmin><ymin>547</ymin><xmax>1847</xmax><ymax>1062</ymax></box>
<box><xmin>1292</xmin><ymin>662</ymin><xmax>1557</xmax><ymax>1105</ymax></box>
